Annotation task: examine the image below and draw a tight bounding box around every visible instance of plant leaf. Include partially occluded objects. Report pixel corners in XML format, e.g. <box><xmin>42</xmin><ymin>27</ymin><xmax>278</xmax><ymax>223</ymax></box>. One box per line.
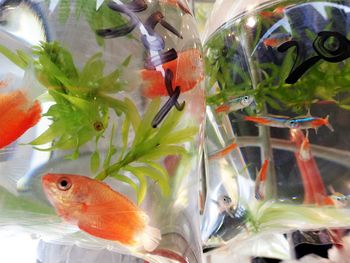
<box><xmin>159</xmin><ymin>126</ymin><xmax>198</xmax><ymax>145</ymax></box>
<box><xmin>135</xmin><ymin>164</ymin><xmax>170</xmax><ymax>196</ymax></box>
<box><xmin>123</xmin><ymin>165</ymin><xmax>147</xmax><ymax>204</ymax></box>
<box><xmin>138</xmin><ymin>145</ymin><xmax>188</xmax><ymax>162</ymax></box>
<box><xmin>0</xmin><ymin>45</ymin><xmax>29</xmax><ymax>69</ymax></box>
<box><xmin>90</xmin><ymin>151</ymin><xmax>100</xmax><ymax>173</ymax></box>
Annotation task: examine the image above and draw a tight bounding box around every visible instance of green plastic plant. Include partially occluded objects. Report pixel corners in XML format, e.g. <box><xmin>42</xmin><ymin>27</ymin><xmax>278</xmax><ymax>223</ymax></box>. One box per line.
<box><xmin>0</xmin><ymin>41</ymin><xmax>197</xmax><ymax>204</ymax></box>
<box><xmin>49</xmin><ymin>0</ymin><xmax>127</xmax><ymax>45</ymax></box>
<box><xmin>204</xmin><ymin>12</ymin><xmax>350</xmax><ymax>115</ymax></box>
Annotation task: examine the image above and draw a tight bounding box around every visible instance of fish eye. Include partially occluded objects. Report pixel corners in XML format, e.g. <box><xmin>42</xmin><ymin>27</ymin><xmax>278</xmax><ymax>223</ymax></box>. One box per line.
<box><xmin>57</xmin><ymin>177</ymin><xmax>72</xmax><ymax>191</ymax></box>
<box><xmin>241</xmin><ymin>96</ymin><xmax>249</xmax><ymax>103</ymax></box>
<box><xmin>288</xmin><ymin>120</ymin><xmax>299</xmax><ymax>128</ymax></box>
<box><xmin>222</xmin><ymin>195</ymin><xmax>232</xmax><ymax>204</ymax></box>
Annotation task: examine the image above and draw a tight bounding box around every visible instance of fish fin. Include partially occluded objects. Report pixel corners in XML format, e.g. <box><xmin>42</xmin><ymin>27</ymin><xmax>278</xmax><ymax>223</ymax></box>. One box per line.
<box><xmin>141</xmin><ymin>225</ymin><xmax>162</xmax><ymax>252</ymax></box>
<box><xmin>306</xmin><ymin>108</ymin><xmax>311</xmax><ymax>117</ymax></box>
<box><xmin>325</xmin><ymin>115</ymin><xmax>334</xmax><ymax>132</ymax></box>
<box><xmin>226</xmin><ymin>209</ymin><xmax>234</xmax><ymax>218</ymax></box>
<box><xmin>244</xmin><ymin>116</ymin><xmax>271</xmax><ymax>125</ymax></box>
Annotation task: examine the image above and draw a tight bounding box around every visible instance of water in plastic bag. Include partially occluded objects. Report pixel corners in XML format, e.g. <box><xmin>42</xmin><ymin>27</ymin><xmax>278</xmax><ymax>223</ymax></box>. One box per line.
<box><xmin>0</xmin><ymin>0</ymin><xmax>205</xmax><ymax>261</ymax></box>
<box><xmin>201</xmin><ymin>0</ymin><xmax>350</xmax><ymax>259</ymax></box>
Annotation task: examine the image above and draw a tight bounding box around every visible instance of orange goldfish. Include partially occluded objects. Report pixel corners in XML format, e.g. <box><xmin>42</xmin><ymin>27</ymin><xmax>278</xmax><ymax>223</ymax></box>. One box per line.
<box><xmin>42</xmin><ymin>173</ymin><xmax>161</xmax><ymax>251</ymax></box>
<box><xmin>0</xmin><ymin>90</ymin><xmax>41</xmax><ymax>149</ymax></box>
<box><xmin>208</xmin><ymin>142</ymin><xmax>237</xmax><ymax>160</ymax></box>
<box><xmin>140</xmin><ymin>48</ymin><xmax>204</xmax><ymax>98</ymax></box>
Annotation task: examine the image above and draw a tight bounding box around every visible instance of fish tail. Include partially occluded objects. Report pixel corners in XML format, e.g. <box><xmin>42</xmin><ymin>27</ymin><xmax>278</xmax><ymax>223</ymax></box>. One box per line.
<box><xmin>141</xmin><ymin>225</ymin><xmax>162</xmax><ymax>252</ymax></box>
<box><xmin>259</xmin><ymin>159</ymin><xmax>269</xmax><ymax>182</ymax></box>
<box><xmin>325</xmin><ymin>115</ymin><xmax>334</xmax><ymax>132</ymax></box>
<box><xmin>244</xmin><ymin>116</ymin><xmax>271</xmax><ymax>125</ymax></box>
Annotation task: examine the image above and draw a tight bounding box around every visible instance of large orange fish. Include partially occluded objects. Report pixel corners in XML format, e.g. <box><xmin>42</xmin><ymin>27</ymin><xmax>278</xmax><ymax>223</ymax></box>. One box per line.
<box><xmin>0</xmin><ymin>89</ymin><xmax>41</xmax><ymax>149</ymax></box>
<box><xmin>140</xmin><ymin>48</ymin><xmax>204</xmax><ymax>98</ymax></box>
<box><xmin>42</xmin><ymin>173</ymin><xmax>161</xmax><ymax>251</ymax></box>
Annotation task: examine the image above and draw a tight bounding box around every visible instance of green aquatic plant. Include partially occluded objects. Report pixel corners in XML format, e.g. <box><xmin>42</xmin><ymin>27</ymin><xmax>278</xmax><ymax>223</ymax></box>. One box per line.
<box><xmin>0</xmin><ymin>41</ymin><xmax>197</xmax><ymax>204</ymax></box>
<box><xmin>48</xmin><ymin>0</ymin><xmax>127</xmax><ymax>45</ymax></box>
<box><xmin>245</xmin><ymin>200</ymin><xmax>350</xmax><ymax>233</ymax></box>
<box><xmin>204</xmin><ymin>16</ymin><xmax>350</xmax><ymax>115</ymax></box>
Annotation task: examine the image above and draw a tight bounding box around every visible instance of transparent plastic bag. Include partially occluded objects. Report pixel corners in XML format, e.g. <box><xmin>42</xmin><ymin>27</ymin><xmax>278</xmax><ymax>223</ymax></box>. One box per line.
<box><xmin>0</xmin><ymin>0</ymin><xmax>205</xmax><ymax>261</ymax></box>
<box><xmin>201</xmin><ymin>0</ymin><xmax>350</xmax><ymax>259</ymax></box>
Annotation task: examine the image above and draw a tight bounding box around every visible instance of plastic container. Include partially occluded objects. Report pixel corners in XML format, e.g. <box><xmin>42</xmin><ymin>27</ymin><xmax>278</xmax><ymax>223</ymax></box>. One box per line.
<box><xmin>0</xmin><ymin>0</ymin><xmax>205</xmax><ymax>261</ymax></box>
<box><xmin>201</xmin><ymin>0</ymin><xmax>350</xmax><ymax>260</ymax></box>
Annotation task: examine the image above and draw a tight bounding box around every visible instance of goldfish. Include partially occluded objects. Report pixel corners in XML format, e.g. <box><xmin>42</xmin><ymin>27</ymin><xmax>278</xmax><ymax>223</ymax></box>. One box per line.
<box><xmin>0</xmin><ymin>90</ymin><xmax>41</xmax><ymax>149</ymax></box>
<box><xmin>42</xmin><ymin>173</ymin><xmax>161</xmax><ymax>252</ymax></box>
<box><xmin>215</xmin><ymin>95</ymin><xmax>254</xmax><ymax>114</ymax></box>
<box><xmin>254</xmin><ymin>159</ymin><xmax>269</xmax><ymax>200</ymax></box>
<box><xmin>263</xmin><ymin>34</ymin><xmax>292</xmax><ymax>48</ymax></box>
<box><xmin>244</xmin><ymin>114</ymin><xmax>334</xmax><ymax>132</ymax></box>
<box><xmin>208</xmin><ymin>142</ymin><xmax>237</xmax><ymax>160</ymax></box>
<box><xmin>140</xmin><ymin>48</ymin><xmax>204</xmax><ymax>98</ymax></box>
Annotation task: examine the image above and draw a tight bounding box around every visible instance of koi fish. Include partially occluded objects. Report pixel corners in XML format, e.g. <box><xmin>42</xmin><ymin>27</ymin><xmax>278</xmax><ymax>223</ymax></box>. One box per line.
<box><xmin>208</xmin><ymin>142</ymin><xmax>237</xmax><ymax>160</ymax></box>
<box><xmin>140</xmin><ymin>48</ymin><xmax>204</xmax><ymax>98</ymax></box>
<box><xmin>263</xmin><ymin>34</ymin><xmax>292</xmax><ymax>48</ymax></box>
<box><xmin>254</xmin><ymin>159</ymin><xmax>269</xmax><ymax>200</ymax></box>
<box><xmin>244</xmin><ymin>114</ymin><xmax>334</xmax><ymax>132</ymax></box>
<box><xmin>0</xmin><ymin>90</ymin><xmax>41</xmax><ymax>149</ymax></box>
<box><xmin>42</xmin><ymin>173</ymin><xmax>161</xmax><ymax>251</ymax></box>
<box><xmin>215</xmin><ymin>95</ymin><xmax>254</xmax><ymax>114</ymax></box>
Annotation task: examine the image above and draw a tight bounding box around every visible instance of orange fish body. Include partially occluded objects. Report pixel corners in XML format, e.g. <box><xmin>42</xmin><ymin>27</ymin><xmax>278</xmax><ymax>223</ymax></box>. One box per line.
<box><xmin>42</xmin><ymin>173</ymin><xmax>161</xmax><ymax>251</ymax></box>
<box><xmin>0</xmin><ymin>90</ymin><xmax>41</xmax><ymax>149</ymax></box>
<box><xmin>160</xmin><ymin>0</ymin><xmax>192</xmax><ymax>14</ymax></box>
<box><xmin>255</xmin><ymin>159</ymin><xmax>269</xmax><ymax>199</ymax></box>
<box><xmin>208</xmin><ymin>142</ymin><xmax>237</xmax><ymax>160</ymax></box>
<box><xmin>263</xmin><ymin>36</ymin><xmax>291</xmax><ymax>47</ymax></box>
<box><xmin>140</xmin><ymin>48</ymin><xmax>204</xmax><ymax>97</ymax></box>
<box><xmin>260</xmin><ymin>6</ymin><xmax>285</xmax><ymax>18</ymax></box>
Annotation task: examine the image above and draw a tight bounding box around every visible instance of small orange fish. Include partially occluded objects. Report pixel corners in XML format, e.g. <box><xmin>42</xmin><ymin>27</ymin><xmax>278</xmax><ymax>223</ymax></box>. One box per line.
<box><xmin>259</xmin><ymin>7</ymin><xmax>285</xmax><ymax>18</ymax></box>
<box><xmin>42</xmin><ymin>173</ymin><xmax>161</xmax><ymax>251</ymax></box>
<box><xmin>140</xmin><ymin>48</ymin><xmax>204</xmax><ymax>98</ymax></box>
<box><xmin>208</xmin><ymin>142</ymin><xmax>237</xmax><ymax>160</ymax></box>
<box><xmin>255</xmin><ymin>159</ymin><xmax>269</xmax><ymax>199</ymax></box>
<box><xmin>263</xmin><ymin>36</ymin><xmax>291</xmax><ymax>47</ymax></box>
<box><xmin>0</xmin><ymin>90</ymin><xmax>41</xmax><ymax>149</ymax></box>
<box><xmin>160</xmin><ymin>0</ymin><xmax>192</xmax><ymax>15</ymax></box>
